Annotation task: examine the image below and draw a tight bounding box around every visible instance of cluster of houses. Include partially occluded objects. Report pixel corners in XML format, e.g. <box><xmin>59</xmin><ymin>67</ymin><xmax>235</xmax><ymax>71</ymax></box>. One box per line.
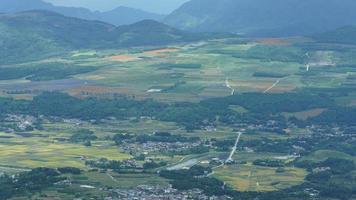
<box><xmin>105</xmin><ymin>185</ymin><xmax>232</xmax><ymax>200</ymax></box>
<box><xmin>1</xmin><ymin>114</ymin><xmax>38</xmax><ymax>133</ymax></box>
<box><xmin>121</xmin><ymin>141</ymin><xmax>203</xmax><ymax>155</ymax></box>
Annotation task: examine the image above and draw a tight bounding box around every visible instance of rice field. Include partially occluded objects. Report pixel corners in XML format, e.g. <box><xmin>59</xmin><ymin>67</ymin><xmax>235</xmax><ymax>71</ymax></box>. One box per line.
<box><xmin>214</xmin><ymin>163</ymin><xmax>307</xmax><ymax>192</ymax></box>
<box><xmin>0</xmin><ymin>134</ymin><xmax>130</xmax><ymax>169</ymax></box>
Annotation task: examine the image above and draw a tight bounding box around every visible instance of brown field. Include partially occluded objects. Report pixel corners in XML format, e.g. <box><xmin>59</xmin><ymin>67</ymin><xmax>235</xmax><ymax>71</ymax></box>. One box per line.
<box><xmin>144</xmin><ymin>48</ymin><xmax>179</xmax><ymax>56</ymax></box>
<box><xmin>265</xmin><ymin>85</ymin><xmax>297</xmax><ymax>93</ymax></box>
<box><xmin>234</xmin><ymin>80</ymin><xmax>295</xmax><ymax>93</ymax></box>
<box><xmin>68</xmin><ymin>85</ymin><xmax>121</xmax><ymax>97</ymax></box>
<box><xmin>283</xmin><ymin>108</ymin><xmax>327</xmax><ymax>120</ymax></box>
<box><xmin>258</xmin><ymin>38</ymin><xmax>291</xmax><ymax>46</ymax></box>
<box><xmin>69</xmin><ymin>85</ymin><xmax>153</xmax><ymax>101</ymax></box>
<box><xmin>108</xmin><ymin>55</ymin><xmax>140</xmax><ymax>62</ymax></box>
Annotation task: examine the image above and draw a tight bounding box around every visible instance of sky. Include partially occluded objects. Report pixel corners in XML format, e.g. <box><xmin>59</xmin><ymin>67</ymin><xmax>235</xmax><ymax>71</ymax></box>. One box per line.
<box><xmin>43</xmin><ymin>0</ymin><xmax>189</xmax><ymax>14</ymax></box>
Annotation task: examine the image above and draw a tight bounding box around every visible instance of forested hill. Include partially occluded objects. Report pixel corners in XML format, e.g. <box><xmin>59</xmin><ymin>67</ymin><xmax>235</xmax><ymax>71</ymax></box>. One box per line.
<box><xmin>0</xmin><ymin>10</ymin><xmax>223</xmax><ymax>65</ymax></box>
<box><xmin>164</xmin><ymin>0</ymin><xmax>356</xmax><ymax>36</ymax></box>
<box><xmin>312</xmin><ymin>26</ymin><xmax>356</xmax><ymax>45</ymax></box>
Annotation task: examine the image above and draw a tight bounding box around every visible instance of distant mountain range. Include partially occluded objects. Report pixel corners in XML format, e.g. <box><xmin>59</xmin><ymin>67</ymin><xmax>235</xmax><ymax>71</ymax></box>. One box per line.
<box><xmin>0</xmin><ymin>0</ymin><xmax>165</xmax><ymax>26</ymax></box>
<box><xmin>164</xmin><ymin>0</ymin><xmax>356</xmax><ymax>36</ymax></box>
<box><xmin>0</xmin><ymin>10</ymin><xmax>228</xmax><ymax>65</ymax></box>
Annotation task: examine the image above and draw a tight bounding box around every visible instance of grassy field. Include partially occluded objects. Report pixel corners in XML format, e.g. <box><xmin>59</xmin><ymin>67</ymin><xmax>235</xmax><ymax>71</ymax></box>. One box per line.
<box><xmin>298</xmin><ymin>150</ymin><xmax>356</xmax><ymax>164</ymax></box>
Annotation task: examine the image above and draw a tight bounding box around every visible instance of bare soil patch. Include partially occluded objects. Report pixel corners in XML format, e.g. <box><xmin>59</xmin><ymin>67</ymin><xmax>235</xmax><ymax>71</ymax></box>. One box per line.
<box><xmin>144</xmin><ymin>48</ymin><xmax>179</xmax><ymax>56</ymax></box>
<box><xmin>108</xmin><ymin>55</ymin><xmax>139</xmax><ymax>62</ymax></box>
<box><xmin>258</xmin><ymin>38</ymin><xmax>291</xmax><ymax>46</ymax></box>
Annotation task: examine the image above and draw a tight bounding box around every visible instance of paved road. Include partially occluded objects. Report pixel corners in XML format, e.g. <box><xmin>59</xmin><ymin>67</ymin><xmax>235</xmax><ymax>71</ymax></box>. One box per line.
<box><xmin>226</xmin><ymin>132</ymin><xmax>243</xmax><ymax>163</ymax></box>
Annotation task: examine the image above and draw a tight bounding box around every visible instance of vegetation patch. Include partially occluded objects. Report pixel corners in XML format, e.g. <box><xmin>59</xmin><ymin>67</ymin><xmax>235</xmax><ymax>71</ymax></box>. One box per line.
<box><xmin>0</xmin><ymin>62</ymin><xmax>98</xmax><ymax>81</ymax></box>
<box><xmin>253</xmin><ymin>72</ymin><xmax>288</xmax><ymax>78</ymax></box>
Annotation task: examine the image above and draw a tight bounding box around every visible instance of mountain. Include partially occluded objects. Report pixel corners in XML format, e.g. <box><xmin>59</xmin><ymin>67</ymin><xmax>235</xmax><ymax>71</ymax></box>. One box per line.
<box><xmin>0</xmin><ymin>0</ymin><xmax>164</xmax><ymax>26</ymax></box>
<box><xmin>96</xmin><ymin>6</ymin><xmax>165</xmax><ymax>26</ymax></box>
<box><xmin>312</xmin><ymin>26</ymin><xmax>356</xmax><ymax>45</ymax></box>
<box><xmin>0</xmin><ymin>11</ymin><xmax>218</xmax><ymax>65</ymax></box>
<box><xmin>164</xmin><ymin>0</ymin><xmax>356</xmax><ymax>36</ymax></box>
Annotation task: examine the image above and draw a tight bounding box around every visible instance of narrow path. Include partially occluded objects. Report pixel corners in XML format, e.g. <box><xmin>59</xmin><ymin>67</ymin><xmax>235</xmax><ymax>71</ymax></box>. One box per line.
<box><xmin>216</xmin><ymin>64</ymin><xmax>236</xmax><ymax>96</ymax></box>
<box><xmin>178</xmin><ymin>155</ymin><xmax>187</xmax><ymax>163</ymax></box>
<box><xmin>106</xmin><ymin>172</ymin><xmax>120</xmax><ymax>184</ymax></box>
<box><xmin>206</xmin><ymin>171</ymin><xmax>215</xmax><ymax>177</ymax></box>
<box><xmin>263</xmin><ymin>76</ymin><xmax>288</xmax><ymax>94</ymax></box>
<box><xmin>263</xmin><ymin>79</ymin><xmax>281</xmax><ymax>93</ymax></box>
<box><xmin>225</xmin><ymin>77</ymin><xmax>235</xmax><ymax>95</ymax></box>
<box><xmin>305</xmin><ymin>52</ymin><xmax>310</xmax><ymax>71</ymax></box>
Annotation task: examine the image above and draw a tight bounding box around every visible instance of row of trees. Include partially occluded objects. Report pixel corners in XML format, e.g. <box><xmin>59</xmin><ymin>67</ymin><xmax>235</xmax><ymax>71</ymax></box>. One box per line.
<box><xmin>0</xmin><ymin>90</ymin><xmax>346</xmax><ymax>131</ymax></box>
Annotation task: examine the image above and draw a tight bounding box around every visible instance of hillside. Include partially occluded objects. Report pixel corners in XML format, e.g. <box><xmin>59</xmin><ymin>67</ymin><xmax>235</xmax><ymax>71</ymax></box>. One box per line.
<box><xmin>164</xmin><ymin>0</ymin><xmax>356</xmax><ymax>36</ymax></box>
<box><xmin>312</xmin><ymin>26</ymin><xmax>356</xmax><ymax>45</ymax></box>
<box><xmin>0</xmin><ymin>11</ymin><xmax>218</xmax><ymax>65</ymax></box>
<box><xmin>0</xmin><ymin>0</ymin><xmax>164</xmax><ymax>26</ymax></box>
<box><xmin>96</xmin><ymin>6</ymin><xmax>165</xmax><ymax>26</ymax></box>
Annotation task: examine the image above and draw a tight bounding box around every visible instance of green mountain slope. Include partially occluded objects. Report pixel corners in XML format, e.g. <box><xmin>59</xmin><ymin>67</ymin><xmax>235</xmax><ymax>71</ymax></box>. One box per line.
<box><xmin>0</xmin><ymin>11</ymin><xmax>216</xmax><ymax>65</ymax></box>
<box><xmin>164</xmin><ymin>0</ymin><xmax>356</xmax><ymax>36</ymax></box>
<box><xmin>312</xmin><ymin>26</ymin><xmax>356</xmax><ymax>45</ymax></box>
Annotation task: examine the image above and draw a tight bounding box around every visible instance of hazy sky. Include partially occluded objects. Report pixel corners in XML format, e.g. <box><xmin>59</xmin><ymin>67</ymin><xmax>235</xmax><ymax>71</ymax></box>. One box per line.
<box><xmin>43</xmin><ymin>0</ymin><xmax>189</xmax><ymax>14</ymax></box>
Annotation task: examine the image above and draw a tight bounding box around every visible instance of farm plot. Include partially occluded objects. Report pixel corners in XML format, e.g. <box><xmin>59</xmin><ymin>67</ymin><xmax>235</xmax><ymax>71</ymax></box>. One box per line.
<box><xmin>214</xmin><ymin>163</ymin><xmax>306</xmax><ymax>192</ymax></box>
<box><xmin>0</xmin><ymin>135</ymin><xmax>130</xmax><ymax>169</ymax></box>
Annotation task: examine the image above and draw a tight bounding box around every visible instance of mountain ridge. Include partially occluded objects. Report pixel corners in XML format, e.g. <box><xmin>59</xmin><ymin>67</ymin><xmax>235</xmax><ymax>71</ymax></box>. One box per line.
<box><xmin>164</xmin><ymin>0</ymin><xmax>356</xmax><ymax>36</ymax></box>
<box><xmin>0</xmin><ymin>0</ymin><xmax>165</xmax><ymax>26</ymax></box>
<box><xmin>312</xmin><ymin>26</ymin><xmax>356</xmax><ymax>45</ymax></box>
<box><xmin>0</xmin><ymin>10</ymin><xmax>228</xmax><ymax>65</ymax></box>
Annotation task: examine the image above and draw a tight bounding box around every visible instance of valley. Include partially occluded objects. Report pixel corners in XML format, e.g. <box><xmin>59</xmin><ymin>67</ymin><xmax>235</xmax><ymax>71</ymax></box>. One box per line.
<box><xmin>0</xmin><ymin>34</ymin><xmax>355</xmax><ymax>200</ymax></box>
<box><xmin>0</xmin><ymin>1</ymin><xmax>356</xmax><ymax>198</ymax></box>
<box><xmin>2</xmin><ymin>37</ymin><xmax>349</xmax><ymax>102</ymax></box>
